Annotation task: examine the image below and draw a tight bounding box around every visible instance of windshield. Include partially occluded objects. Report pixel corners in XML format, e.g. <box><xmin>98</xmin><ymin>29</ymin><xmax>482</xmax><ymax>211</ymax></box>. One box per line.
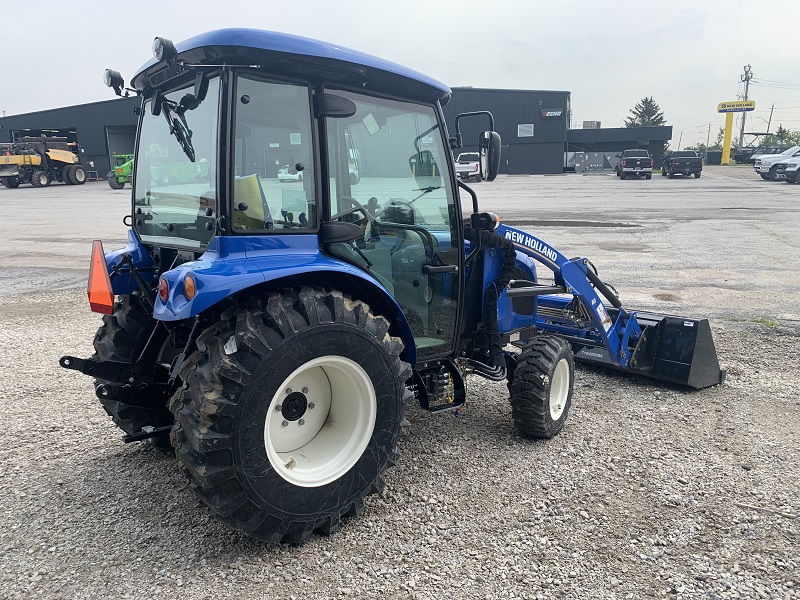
<box><xmin>133</xmin><ymin>77</ymin><xmax>220</xmax><ymax>249</ymax></box>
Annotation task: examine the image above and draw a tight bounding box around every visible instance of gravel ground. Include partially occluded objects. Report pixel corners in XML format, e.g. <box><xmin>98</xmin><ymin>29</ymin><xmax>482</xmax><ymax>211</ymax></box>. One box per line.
<box><xmin>0</xmin><ymin>175</ymin><xmax>798</xmax><ymax>599</ymax></box>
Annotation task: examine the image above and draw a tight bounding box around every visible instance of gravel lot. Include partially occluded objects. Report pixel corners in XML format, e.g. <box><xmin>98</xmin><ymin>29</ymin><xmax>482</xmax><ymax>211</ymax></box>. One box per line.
<box><xmin>0</xmin><ymin>168</ymin><xmax>798</xmax><ymax>599</ymax></box>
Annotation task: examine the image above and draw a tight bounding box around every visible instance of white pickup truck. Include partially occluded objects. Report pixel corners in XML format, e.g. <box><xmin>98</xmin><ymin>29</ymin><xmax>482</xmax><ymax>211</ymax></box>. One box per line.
<box><xmin>754</xmin><ymin>146</ymin><xmax>800</xmax><ymax>181</ymax></box>
<box><xmin>454</xmin><ymin>152</ymin><xmax>482</xmax><ymax>181</ymax></box>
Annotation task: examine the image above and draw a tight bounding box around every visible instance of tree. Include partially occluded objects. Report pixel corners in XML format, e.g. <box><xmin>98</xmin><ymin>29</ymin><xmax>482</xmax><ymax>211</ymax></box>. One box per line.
<box><xmin>761</xmin><ymin>126</ymin><xmax>800</xmax><ymax>147</ymax></box>
<box><xmin>624</xmin><ymin>97</ymin><xmax>667</xmax><ymax>127</ymax></box>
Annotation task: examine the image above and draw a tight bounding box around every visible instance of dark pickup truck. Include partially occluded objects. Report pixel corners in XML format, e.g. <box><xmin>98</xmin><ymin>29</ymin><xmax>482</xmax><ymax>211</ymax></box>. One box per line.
<box><xmin>615</xmin><ymin>149</ymin><xmax>653</xmax><ymax>179</ymax></box>
<box><xmin>662</xmin><ymin>150</ymin><xmax>703</xmax><ymax>179</ymax></box>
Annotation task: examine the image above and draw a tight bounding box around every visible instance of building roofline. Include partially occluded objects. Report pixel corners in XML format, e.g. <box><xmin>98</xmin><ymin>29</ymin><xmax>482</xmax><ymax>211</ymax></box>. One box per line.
<box><xmin>0</xmin><ymin>96</ymin><xmax>139</xmax><ymax>122</ymax></box>
<box><xmin>450</xmin><ymin>86</ymin><xmax>571</xmax><ymax>95</ymax></box>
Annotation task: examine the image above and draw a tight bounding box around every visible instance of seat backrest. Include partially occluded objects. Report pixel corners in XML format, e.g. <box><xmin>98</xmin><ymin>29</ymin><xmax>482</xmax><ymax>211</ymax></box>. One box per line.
<box><xmin>233</xmin><ymin>174</ymin><xmax>273</xmax><ymax>230</ymax></box>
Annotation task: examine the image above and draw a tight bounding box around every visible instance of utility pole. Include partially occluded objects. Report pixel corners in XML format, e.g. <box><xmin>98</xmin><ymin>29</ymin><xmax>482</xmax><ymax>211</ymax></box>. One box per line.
<box><xmin>706</xmin><ymin>122</ymin><xmax>711</xmax><ymax>150</ymax></box>
<box><xmin>739</xmin><ymin>64</ymin><xmax>753</xmax><ymax>147</ymax></box>
<box><xmin>766</xmin><ymin>103</ymin><xmax>774</xmax><ymax>134</ymax></box>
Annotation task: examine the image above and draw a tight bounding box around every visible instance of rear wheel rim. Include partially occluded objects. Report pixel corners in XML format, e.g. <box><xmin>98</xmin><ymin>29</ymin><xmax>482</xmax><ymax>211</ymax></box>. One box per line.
<box><xmin>264</xmin><ymin>355</ymin><xmax>377</xmax><ymax>488</ymax></box>
<box><xmin>549</xmin><ymin>358</ymin><xmax>570</xmax><ymax>420</ymax></box>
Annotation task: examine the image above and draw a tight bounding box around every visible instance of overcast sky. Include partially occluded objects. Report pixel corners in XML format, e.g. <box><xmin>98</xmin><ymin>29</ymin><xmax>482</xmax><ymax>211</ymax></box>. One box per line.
<box><xmin>2</xmin><ymin>0</ymin><xmax>799</xmax><ymax>148</ymax></box>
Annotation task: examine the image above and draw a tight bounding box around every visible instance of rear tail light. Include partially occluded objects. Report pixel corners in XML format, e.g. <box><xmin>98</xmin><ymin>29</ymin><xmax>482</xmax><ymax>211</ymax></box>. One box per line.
<box><xmin>622</xmin><ymin>159</ymin><xmax>627</xmax><ymax>167</ymax></box>
<box><xmin>88</xmin><ymin>240</ymin><xmax>114</xmax><ymax>315</ymax></box>
<box><xmin>158</xmin><ymin>278</ymin><xmax>169</xmax><ymax>302</ymax></box>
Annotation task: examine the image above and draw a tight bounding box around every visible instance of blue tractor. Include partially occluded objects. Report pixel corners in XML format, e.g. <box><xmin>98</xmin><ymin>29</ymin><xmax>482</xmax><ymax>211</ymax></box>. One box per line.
<box><xmin>62</xmin><ymin>30</ymin><xmax>724</xmax><ymax>544</ymax></box>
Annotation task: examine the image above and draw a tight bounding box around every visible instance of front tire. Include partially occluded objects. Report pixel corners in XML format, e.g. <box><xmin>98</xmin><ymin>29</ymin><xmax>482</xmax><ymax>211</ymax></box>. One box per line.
<box><xmin>107</xmin><ymin>171</ymin><xmax>125</xmax><ymax>189</ymax></box>
<box><xmin>759</xmin><ymin>173</ymin><xmax>769</xmax><ymax>180</ymax></box>
<box><xmin>509</xmin><ymin>336</ymin><xmax>574</xmax><ymax>439</ymax></box>
<box><xmin>171</xmin><ymin>287</ymin><xmax>412</xmax><ymax>543</ymax></box>
<box><xmin>30</xmin><ymin>170</ymin><xmax>50</xmax><ymax>187</ymax></box>
<box><xmin>768</xmin><ymin>166</ymin><xmax>782</xmax><ymax>182</ymax></box>
<box><xmin>68</xmin><ymin>165</ymin><xmax>86</xmax><ymax>185</ymax></box>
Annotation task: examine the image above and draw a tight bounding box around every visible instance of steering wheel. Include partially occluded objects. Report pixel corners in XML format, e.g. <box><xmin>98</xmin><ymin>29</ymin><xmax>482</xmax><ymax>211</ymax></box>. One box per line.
<box><xmin>332</xmin><ymin>196</ymin><xmax>378</xmax><ymax>224</ymax></box>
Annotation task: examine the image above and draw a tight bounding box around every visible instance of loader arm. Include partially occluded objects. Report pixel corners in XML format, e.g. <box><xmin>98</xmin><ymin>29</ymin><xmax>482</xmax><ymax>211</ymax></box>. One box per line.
<box><xmin>496</xmin><ymin>223</ymin><xmax>642</xmax><ymax>368</ymax></box>
<box><xmin>493</xmin><ymin>223</ymin><xmax>724</xmax><ymax>389</ymax></box>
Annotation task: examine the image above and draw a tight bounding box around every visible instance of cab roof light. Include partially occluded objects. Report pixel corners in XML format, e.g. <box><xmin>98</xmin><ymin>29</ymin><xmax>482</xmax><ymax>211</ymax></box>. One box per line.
<box><xmin>88</xmin><ymin>240</ymin><xmax>114</xmax><ymax>315</ymax></box>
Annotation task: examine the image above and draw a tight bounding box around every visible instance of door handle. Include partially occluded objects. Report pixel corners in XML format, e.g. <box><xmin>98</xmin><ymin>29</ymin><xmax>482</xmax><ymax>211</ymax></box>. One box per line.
<box><xmin>422</xmin><ymin>264</ymin><xmax>458</xmax><ymax>274</ymax></box>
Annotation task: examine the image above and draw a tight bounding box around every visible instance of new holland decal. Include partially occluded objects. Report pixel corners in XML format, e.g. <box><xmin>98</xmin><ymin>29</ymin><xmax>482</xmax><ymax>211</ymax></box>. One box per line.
<box><xmin>505</xmin><ymin>230</ymin><xmax>558</xmax><ymax>263</ymax></box>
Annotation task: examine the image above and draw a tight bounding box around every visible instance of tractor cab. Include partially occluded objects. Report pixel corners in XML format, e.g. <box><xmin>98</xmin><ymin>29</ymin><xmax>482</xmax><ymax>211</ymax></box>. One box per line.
<box><xmin>111</xmin><ymin>29</ymin><xmax>499</xmax><ymax>366</ymax></box>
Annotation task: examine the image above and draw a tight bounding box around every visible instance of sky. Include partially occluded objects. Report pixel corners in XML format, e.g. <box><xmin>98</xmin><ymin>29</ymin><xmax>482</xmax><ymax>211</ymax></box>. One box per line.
<box><xmin>1</xmin><ymin>0</ymin><xmax>799</xmax><ymax>149</ymax></box>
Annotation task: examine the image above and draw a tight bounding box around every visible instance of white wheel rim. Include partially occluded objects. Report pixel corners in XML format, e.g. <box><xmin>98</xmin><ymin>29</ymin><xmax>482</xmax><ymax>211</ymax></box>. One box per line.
<box><xmin>549</xmin><ymin>358</ymin><xmax>570</xmax><ymax>420</ymax></box>
<box><xmin>75</xmin><ymin>169</ymin><xmax>85</xmax><ymax>182</ymax></box>
<box><xmin>264</xmin><ymin>356</ymin><xmax>376</xmax><ymax>488</ymax></box>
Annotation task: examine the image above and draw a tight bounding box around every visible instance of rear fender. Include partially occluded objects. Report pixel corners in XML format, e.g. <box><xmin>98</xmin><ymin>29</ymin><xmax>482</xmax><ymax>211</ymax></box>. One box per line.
<box><xmin>106</xmin><ymin>229</ymin><xmax>157</xmax><ymax>295</ymax></box>
<box><xmin>155</xmin><ymin>235</ymin><xmax>416</xmax><ymax>364</ymax></box>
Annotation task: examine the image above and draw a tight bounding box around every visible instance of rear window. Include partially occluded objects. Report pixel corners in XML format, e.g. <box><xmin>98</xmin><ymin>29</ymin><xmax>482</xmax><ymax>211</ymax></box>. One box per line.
<box><xmin>672</xmin><ymin>151</ymin><xmax>697</xmax><ymax>158</ymax></box>
<box><xmin>457</xmin><ymin>153</ymin><xmax>479</xmax><ymax>162</ymax></box>
<box><xmin>623</xmin><ymin>150</ymin><xmax>649</xmax><ymax>157</ymax></box>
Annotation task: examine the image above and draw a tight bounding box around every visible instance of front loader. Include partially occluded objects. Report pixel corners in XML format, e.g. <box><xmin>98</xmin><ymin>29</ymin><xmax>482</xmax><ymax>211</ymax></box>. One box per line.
<box><xmin>61</xmin><ymin>30</ymin><xmax>724</xmax><ymax>544</ymax></box>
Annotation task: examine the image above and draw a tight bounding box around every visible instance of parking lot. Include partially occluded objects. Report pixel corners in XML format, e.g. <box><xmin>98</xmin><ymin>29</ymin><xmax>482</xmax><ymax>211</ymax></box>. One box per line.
<box><xmin>0</xmin><ymin>168</ymin><xmax>798</xmax><ymax>598</ymax></box>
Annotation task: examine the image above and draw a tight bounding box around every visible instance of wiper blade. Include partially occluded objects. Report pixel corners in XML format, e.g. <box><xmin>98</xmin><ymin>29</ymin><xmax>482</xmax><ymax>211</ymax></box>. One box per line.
<box><xmin>161</xmin><ymin>99</ymin><xmax>196</xmax><ymax>162</ymax></box>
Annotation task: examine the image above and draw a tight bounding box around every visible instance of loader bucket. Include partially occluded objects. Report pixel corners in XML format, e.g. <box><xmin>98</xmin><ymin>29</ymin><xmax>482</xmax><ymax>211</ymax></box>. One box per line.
<box><xmin>574</xmin><ymin>312</ymin><xmax>725</xmax><ymax>389</ymax></box>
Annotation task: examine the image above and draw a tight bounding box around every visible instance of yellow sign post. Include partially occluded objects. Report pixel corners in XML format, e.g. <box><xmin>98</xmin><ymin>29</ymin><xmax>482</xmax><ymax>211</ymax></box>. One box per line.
<box><xmin>717</xmin><ymin>100</ymin><xmax>756</xmax><ymax>165</ymax></box>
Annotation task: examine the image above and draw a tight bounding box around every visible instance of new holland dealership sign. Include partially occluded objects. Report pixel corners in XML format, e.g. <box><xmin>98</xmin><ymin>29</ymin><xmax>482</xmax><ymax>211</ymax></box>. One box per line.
<box><xmin>717</xmin><ymin>101</ymin><xmax>756</xmax><ymax>113</ymax></box>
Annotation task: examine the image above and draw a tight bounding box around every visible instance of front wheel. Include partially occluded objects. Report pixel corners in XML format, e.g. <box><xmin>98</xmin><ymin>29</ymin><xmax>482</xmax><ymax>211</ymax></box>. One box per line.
<box><xmin>509</xmin><ymin>336</ymin><xmax>574</xmax><ymax>439</ymax></box>
<box><xmin>171</xmin><ymin>287</ymin><xmax>413</xmax><ymax>543</ymax></box>
<box><xmin>30</xmin><ymin>170</ymin><xmax>51</xmax><ymax>187</ymax></box>
<box><xmin>107</xmin><ymin>171</ymin><xmax>125</xmax><ymax>189</ymax></box>
<box><xmin>759</xmin><ymin>173</ymin><xmax>769</xmax><ymax>180</ymax></box>
<box><xmin>68</xmin><ymin>165</ymin><xmax>86</xmax><ymax>185</ymax></box>
<box><xmin>768</xmin><ymin>166</ymin><xmax>782</xmax><ymax>182</ymax></box>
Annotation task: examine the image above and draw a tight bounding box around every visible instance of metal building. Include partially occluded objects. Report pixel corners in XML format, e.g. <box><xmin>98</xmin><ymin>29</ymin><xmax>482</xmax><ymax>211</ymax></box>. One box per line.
<box><xmin>0</xmin><ymin>97</ymin><xmax>140</xmax><ymax>179</ymax></box>
<box><xmin>442</xmin><ymin>87</ymin><xmax>571</xmax><ymax>175</ymax></box>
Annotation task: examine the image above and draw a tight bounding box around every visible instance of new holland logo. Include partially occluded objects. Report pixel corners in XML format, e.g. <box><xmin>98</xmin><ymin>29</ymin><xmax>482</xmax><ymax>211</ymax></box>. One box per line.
<box><xmin>541</xmin><ymin>109</ymin><xmax>563</xmax><ymax>118</ymax></box>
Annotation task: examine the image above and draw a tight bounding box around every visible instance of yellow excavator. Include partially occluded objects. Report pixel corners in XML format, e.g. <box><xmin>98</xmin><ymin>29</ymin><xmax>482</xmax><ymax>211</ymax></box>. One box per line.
<box><xmin>0</xmin><ymin>137</ymin><xmax>86</xmax><ymax>188</ymax></box>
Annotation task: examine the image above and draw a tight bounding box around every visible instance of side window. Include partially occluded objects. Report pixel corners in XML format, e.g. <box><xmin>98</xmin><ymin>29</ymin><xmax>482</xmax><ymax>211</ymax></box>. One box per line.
<box><xmin>325</xmin><ymin>91</ymin><xmax>461</xmax><ymax>356</ymax></box>
<box><xmin>232</xmin><ymin>75</ymin><xmax>316</xmax><ymax>231</ymax></box>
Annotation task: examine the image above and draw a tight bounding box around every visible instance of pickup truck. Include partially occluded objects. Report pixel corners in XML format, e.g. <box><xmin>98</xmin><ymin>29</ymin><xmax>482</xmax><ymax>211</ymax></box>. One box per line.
<box><xmin>754</xmin><ymin>146</ymin><xmax>800</xmax><ymax>181</ymax></box>
<box><xmin>662</xmin><ymin>150</ymin><xmax>703</xmax><ymax>178</ymax></box>
<box><xmin>454</xmin><ymin>152</ymin><xmax>482</xmax><ymax>181</ymax></box>
<box><xmin>615</xmin><ymin>149</ymin><xmax>653</xmax><ymax>180</ymax></box>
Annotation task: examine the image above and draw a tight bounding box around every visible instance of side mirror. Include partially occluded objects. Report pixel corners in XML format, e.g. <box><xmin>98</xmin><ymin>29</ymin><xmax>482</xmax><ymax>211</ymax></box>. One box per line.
<box><xmin>409</xmin><ymin>150</ymin><xmax>442</xmax><ymax>189</ymax></box>
<box><xmin>479</xmin><ymin>131</ymin><xmax>501</xmax><ymax>182</ymax></box>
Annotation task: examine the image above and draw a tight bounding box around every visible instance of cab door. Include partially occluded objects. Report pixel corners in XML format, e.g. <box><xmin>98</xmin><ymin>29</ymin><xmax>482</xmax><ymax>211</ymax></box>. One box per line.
<box><xmin>324</xmin><ymin>91</ymin><xmax>461</xmax><ymax>360</ymax></box>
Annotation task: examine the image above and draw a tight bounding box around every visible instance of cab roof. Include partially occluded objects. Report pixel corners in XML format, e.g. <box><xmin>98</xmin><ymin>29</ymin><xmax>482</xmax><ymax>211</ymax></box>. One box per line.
<box><xmin>132</xmin><ymin>28</ymin><xmax>451</xmax><ymax>104</ymax></box>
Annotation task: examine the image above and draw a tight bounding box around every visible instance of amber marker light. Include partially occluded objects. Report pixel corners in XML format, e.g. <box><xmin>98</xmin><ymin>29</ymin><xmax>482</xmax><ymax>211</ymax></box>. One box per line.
<box><xmin>184</xmin><ymin>275</ymin><xmax>196</xmax><ymax>300</ymax></box>
<box><xmin>158</xmin><ymin>278</ymin><xmax>169</xmax><ymax>302</ymax></box>
<box><xmin>88</xmin><ymin>240</ymin><xmax>114</xmax><ymax>314</ymax></box>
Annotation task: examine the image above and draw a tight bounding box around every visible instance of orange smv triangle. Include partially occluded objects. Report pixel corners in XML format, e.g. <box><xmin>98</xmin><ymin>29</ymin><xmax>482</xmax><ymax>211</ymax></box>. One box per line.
<box><xmin>88</xmin><ymin>240</ymin><xmax>115</xmax><ymax>315</ymax></box>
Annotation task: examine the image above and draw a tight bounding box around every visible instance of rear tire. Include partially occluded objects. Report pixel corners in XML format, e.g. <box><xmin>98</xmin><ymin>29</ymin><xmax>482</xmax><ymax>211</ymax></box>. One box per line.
<box><xmin>694</xmin><ymin>173</ymin><xmax>701</xmax><ymax>178</ymax></box>
<box><xmin>30</xmin><ymin>170</ymin><xmax>50</xmax><ymax>187</ymax></box>
<box><xmin>62</xmin><ymin>165</ymin><xmax>73</xmax><ymax>184</ymax></box>
<box><xmin>759</xmin><ymin>173</ymin><xmax>769</xmax><ymax>180</ymax></box>
<box><xmin>620</xmin><ymin>172</ymin><xmax>626</xmax><ymax>180</ymax></box>
<box><xmin>68</xmin><ymin>165</ymin><xmax>86</xmax><ymax>185</ymax></box>
<box><xmin>668</xmin><ymin>171</ymin><xmax>675</xmax><ymax>179</ymax></box>
<box><xmin>93</xmin><ymin>293</ymin><xmax>176</xmax><ymax>446</ymax></box>
<box><xmin>645</xmin><ymin>173</ymin><xmax>652</xmax><ymax>180</ymax></box>
<box><xmin>509</xmin><ymin>335</ymin><xmax>574</xmax><ymax>439</ymax></box>
<box><xmin>107</xmin><ymin>171</ymin><xmax>125</xmax><ymax>189</ymax></box>
<box><xmin>170</xmin><ymin>287</ymin><xmax>412</xmax><ymax>543</ymax></box>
